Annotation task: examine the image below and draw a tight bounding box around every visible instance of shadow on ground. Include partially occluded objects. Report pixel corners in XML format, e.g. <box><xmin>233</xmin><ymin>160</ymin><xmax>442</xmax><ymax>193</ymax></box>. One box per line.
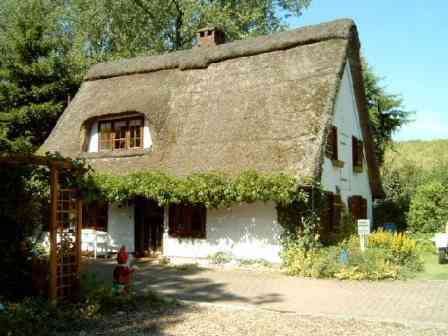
<box><xmin>83</xmin><ymin>258</ymin><xmax>284</xmax><ymax>306</ymax></box>
<box><xmin>79</xmin><ymin>258</ymin><xmax>284</xmax><ymax>335</ymax></box>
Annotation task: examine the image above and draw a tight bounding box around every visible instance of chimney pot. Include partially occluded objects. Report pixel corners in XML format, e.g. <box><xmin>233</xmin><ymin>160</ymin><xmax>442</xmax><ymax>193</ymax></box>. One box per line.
<box><xmin>196</xmin><ymin>26</ymin><xmax>225</xmax><ymax>47</ymax></box>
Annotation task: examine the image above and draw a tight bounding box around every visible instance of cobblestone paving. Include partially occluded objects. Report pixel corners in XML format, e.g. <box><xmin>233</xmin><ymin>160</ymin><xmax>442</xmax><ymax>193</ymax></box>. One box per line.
<box><xmin>84</xmin><ymin>260</ymin><xmax>448</xmax><ymax>327</ymax></box>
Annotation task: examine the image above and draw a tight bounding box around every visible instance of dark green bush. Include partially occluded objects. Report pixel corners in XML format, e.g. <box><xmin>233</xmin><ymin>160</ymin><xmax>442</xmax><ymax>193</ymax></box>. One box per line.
<box><xmin>408</xmin><ymin>180</ymin><xmax>448</xmax><ymax>233</ymax></box>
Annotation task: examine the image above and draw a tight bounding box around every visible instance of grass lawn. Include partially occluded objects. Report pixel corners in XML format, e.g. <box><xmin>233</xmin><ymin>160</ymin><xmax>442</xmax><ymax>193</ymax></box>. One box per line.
<box><xmin>415</xmin><ymin>252</ymin><xmax>448</xmax><ymax>280</ymax></box>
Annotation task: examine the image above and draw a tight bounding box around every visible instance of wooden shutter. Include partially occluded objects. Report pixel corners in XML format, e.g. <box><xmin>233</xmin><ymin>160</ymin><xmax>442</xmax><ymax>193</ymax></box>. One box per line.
<box><xmin>352</xmin><ymin>137</ymin><xmax>363</xmax><ymax>170</ymax></box>
<box><xmin>191</xmin><ymin>205</ymin><xmax>206</xmax><ymax>238</ymax></box>
<box><xmin>168</xmin><ymin>205</ymin><xmax>178</xmax><ymax>237</ymax></box>
<box><xmin>357</xmin><ymin>140</ymin><xmax>364</xmax><ymax>168</ymax></box>
<box><xmin>326</xmin><ymin>126</ymin><xmax>338</xmax><ymax>160</ymax></box>
<box><xmin>350</xmin><ymin>195</ymin><xmax>367</xmax><ymax>221</ymax></box>
<box><xmin>169</xmin><ymin>204</ymin><xmax>206</xmax><ymax>238</ymax></box>
<box><xmin>360</xmin><ymin>197</ymin><xmax>368</xmax><ymax>219</ymax></box>
<box><xmin>352</xmin><ymin>136</ymin><xmax>358</xmax><ymax>168</ymax></box>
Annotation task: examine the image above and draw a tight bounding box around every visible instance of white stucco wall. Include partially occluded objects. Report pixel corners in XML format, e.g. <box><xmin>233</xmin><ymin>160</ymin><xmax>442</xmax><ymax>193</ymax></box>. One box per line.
<box><xmin>163</xmin><ymin>202</ymin><xmax>283</xmax><ymax>263</ymax></box>
<box><xmin>321</xmin><ymin>61</ymin><xmax>373</xmax><ymax>220</ymax></box>
<box><xmin>107</xmin><ymin>203</ymin><xmax>135</xmax><ymax>252</ymax></box>
<box><xmin>87</xmin><ymin>119</ymin><xmax>152</xmax><ymax>153</ymax></box>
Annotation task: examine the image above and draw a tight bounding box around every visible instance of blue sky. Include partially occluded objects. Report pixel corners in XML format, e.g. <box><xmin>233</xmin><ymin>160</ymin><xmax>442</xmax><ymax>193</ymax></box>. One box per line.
<box><xmin>287</xmin><ymin>0</ymin><xmax>448</xmax><ymax>141</ymax></box>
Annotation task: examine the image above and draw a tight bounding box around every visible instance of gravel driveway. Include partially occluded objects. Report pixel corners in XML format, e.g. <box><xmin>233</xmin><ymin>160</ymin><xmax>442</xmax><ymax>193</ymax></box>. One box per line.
<box><xmin>84</xmin><ymin>259</ymin><xmax>448</xmax><ymax>328</ymax></box>
<box><xmin>61</xmin><ymin>302</ymin><xmax>447</xmax><ymax>336</ymax></box>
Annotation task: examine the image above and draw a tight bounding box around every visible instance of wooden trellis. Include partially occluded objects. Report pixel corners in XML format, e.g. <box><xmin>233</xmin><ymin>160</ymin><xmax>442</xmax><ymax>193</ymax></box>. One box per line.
<box><xmin>0</xmin><ymin>153</ymin><xmax>84</xmax><ymax>301</ymax></box>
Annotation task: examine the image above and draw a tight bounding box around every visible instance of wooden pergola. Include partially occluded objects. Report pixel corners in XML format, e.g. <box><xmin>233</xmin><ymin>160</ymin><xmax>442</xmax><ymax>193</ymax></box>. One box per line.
<box><xmin>0</xmin><ymin>153</ymin><xmax>84</xmax><ymax>300</ymax></box>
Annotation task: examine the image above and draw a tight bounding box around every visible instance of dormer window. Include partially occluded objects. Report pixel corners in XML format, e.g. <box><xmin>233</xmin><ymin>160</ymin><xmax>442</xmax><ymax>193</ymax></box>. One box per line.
<box><xmin>98</xmin><ymin>117</ymin><xmax>144</xmax><ymax>151</ymax></box>
<box><xmin>84</xmin><ymin>113</ymin><xmax>151</xmax><ymax>154</ymax></box>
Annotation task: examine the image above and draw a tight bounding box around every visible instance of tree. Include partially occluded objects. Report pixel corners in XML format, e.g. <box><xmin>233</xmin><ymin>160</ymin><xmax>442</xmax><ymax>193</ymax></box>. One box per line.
<box><xmin>408</xmin><ymin>180</ymin><xmax>448</xmax><ymax>233</ymax></box>
<box><xmin>68</xmin><ymin>0</ymin><xmax>311</xmax><ymax>61</ymax></box>
<box><xmin>363</xmin><ymin>61</ymin><xmax>411</xmax><ymax>165</ymax></box>
<box><xmin>0</xmin><ymin>0</ymin><xmax>81</xmax><ymax>152</ymax></box>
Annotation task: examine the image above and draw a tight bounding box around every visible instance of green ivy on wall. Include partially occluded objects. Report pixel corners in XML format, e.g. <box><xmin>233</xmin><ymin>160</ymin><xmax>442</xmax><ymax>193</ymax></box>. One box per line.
<box><xmin>81</xmin><ymin>170</ymin><xmax>314</xmax><ymax>209</ymax></box>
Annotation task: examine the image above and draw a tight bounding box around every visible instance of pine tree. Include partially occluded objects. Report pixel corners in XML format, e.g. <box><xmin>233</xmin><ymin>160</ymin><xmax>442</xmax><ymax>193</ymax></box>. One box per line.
<box><xmin>0</xmin><ymin>0</ymin><xmax>81</xmax><ymax>152</ymax></box>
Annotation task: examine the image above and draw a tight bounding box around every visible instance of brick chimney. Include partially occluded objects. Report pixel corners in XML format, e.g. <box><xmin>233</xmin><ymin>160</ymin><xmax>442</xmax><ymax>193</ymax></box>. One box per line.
<box><xmin>196</xmin><ymin>26</ymin><xmax>225</xmax><ymax>47</ymax></box>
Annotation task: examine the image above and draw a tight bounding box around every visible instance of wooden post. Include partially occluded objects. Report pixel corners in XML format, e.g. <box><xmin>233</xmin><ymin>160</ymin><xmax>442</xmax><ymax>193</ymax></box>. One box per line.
<box><xmin>49</xmin><ymin>166</ymin><xmax>59</xmax><ymax>301</ymax></box>
<box><xmin>76</xmin><ymin>198</ymin><xmax>83</xmax><ymax>295</ymax></box>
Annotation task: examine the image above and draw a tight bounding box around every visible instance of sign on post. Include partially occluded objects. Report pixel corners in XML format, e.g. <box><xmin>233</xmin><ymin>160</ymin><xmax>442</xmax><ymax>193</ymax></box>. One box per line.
<box><xmin>357</xmin><ymin>219</ymin><xmax>370</xmax><ymax>235</ymax></box>
<box><xmin>357</xmin><ymin>219</ymin><xmax>371</xmax><ymax>252</ymax></box>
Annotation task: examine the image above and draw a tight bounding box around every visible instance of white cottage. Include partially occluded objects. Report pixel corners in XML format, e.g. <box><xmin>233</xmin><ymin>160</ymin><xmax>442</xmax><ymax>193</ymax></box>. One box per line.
<box><xmin>42</xmin><ymin>19</ymin><xmax>383</xmax><ymax>263</ymax></box>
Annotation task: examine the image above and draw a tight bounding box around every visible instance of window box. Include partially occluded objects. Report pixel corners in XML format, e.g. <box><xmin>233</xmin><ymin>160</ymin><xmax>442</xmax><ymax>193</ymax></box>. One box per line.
<box><xmin>353</xmin><ymin>166</ymin><xmax>363</xmax><ymax>174</ymax></box>
<box><xmin>331</xmin><ymin>159</ymin><xmax>345</xmax><ymax>168</ymax></box>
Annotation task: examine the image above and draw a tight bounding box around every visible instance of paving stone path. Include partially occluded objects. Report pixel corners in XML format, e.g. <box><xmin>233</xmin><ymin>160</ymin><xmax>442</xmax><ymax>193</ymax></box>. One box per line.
<box><xmin>84</xmin><ymin>259</ymin><xmax>448</xmax><ymax>327</ymax></box>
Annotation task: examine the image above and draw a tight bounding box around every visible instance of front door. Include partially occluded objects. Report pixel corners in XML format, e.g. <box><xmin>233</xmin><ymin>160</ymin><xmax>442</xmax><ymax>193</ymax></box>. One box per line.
<box><xmin>134</xmin><ymin>197</ymin><xmax>164</xmax><ymax>257</ymax></box>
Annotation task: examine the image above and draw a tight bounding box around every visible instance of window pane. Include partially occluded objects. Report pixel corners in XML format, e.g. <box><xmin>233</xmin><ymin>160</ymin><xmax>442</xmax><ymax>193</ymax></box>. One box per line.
<box><xmin>113</xmin><ymin>123</ymin><xmax>127</xmax><ymax>150</ymax></box>
<box><xmin>129</xmin><ymin>119</ymin><xmax>142</xmax><ymax>126</ymax></box>
<box><xmin>99</xmin><ymin>122</ymin><xmax>112</xmax><ymax>151</ymax></box>
<box><xmin>98</xmin><ymin>117</ymin><xmax>144</xmax><ymax>151</ymax></box>
<box><xmin>129</xmin><ymin>125</ymin><xmax>142</xmax><ymax>148</ymax></box>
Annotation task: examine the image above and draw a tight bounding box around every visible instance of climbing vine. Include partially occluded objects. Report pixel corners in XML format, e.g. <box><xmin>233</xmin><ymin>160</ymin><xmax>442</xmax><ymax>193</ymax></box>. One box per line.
<box><xmin>80</xmin><ymin>170</ymin><xmax>314</xmax><ymax>209</ymax></box>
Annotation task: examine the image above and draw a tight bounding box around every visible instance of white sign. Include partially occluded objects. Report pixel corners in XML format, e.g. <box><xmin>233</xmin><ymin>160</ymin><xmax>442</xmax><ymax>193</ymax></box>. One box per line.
<box><xmin>357</xmin><ymin>219</ymin><xmax>370</xmax><ymax>252</ymax></box>
<box><xmin>357</xmin><ymin>219</ymin><xmax>371</xmax><ymax>235</ymax></box>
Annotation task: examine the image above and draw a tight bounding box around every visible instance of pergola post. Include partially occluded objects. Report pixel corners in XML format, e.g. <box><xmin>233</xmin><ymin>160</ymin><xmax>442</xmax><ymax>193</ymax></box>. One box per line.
<box><xmin>0</xmin><ymin>153</ymin><xmax>84</xmax><ymax>301</ymax></box>
<box><xmin>49</xmin><ymin>165</ymin><xmax>59</xmax><ymax>301</ymax></box>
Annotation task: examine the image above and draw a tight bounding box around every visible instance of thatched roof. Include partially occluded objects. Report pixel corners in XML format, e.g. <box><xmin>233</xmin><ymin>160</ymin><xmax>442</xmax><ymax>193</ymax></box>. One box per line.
<box><xmin>42</xmin><ymin>18</ymin><xmax>383</xmax><ymax>198</ymax></box>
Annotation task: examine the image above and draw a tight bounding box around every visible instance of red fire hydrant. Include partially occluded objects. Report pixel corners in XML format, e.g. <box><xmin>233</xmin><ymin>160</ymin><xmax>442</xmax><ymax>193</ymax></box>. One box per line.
<box><xmin>112</xmin><ymin>245</ymin><xmax>135</xmax><ymax>295</ymax></box>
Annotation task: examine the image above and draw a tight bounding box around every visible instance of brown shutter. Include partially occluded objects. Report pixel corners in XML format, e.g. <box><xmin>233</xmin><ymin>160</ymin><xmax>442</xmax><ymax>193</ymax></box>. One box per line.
<box><xmin>191</xmin><ymin>205</ymin><xmax>206</xmax><ymax>238</ymax></box>
<box><xmin>326</xmin><ymin>126</ymin><xmax>338</xmax><ymax>160</ymax></box>
<box><xmin>357</xmin><ymin>140</ymin><xmax>364</xmax><ymax>169</ymax></box>
<box><xmin>168</xmin><ymin>205</ymin><xmax>176</xmax><ymax>236</ymax></box>
<box><xmin>360</xmin><ymin>197</ymin><xmax>368</xmax><ymax>219</ymax></box>
<box><xmin>352</xmin><ymin>137</ymin><xmax>364</xmax><ymax>170</ymax></box>
<box><xmin>350</xmin><ymin>195</ymin><xmax>367</xmax><ymax>222</ymax></box>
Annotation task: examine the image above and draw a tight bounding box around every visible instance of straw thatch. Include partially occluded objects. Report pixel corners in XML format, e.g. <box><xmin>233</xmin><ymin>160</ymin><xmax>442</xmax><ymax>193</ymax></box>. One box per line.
<box><xmin>42</xmin><ymin>18</ymin><xmax>383</xmax><ymax>198</ymax></box>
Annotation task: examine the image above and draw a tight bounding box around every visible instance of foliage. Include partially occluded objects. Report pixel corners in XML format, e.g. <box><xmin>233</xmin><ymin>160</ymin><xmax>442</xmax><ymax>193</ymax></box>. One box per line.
<box><xmin>0</xmin><ymin>297</ymin><xmax>54</xmax><ymax>336</ymax></box>
<box><xmin>410</xmin><ymin>233</ymin><xmax>435</xmax><ymax>254</ymax></box>
<box><xmin>0</xmin><ymin>163</ymin><xmax>50</xmax><ymax>298</ymax></box>
<box><xmin>276</xmin><ymin>186</ymin><xmax>324</xmax><ymax>243</ymax></box>
<box><xmin>208</xmin><ymin>251</ymin><xmax>233</xmax><ymax>265</ymax></box>
<box><xmin>323</xmin><ymin>207</ymin><xmax>357</xmax><ymax>245</ymax></box>
<box><xmin>375</xmin><ymin>140</ymin><xmax>448</xmax><ymax>231</ymax></box>
<box><xmin>0</xmin><ymin>152</ymin><xmax>88</xmax><ymax>298</ymax></box>
<box><xmin>368</xmin><ymin>229</ymin><xmax>422</xmax><ymax>268</ymax></box>
<box><xmin>283</xmin><ymin>231</ymin><xmax>422</xmax><ymax>280</ymax></box>
<box><xmin>0</xmin><ymin>0</ymin><xmax>81</xmax><ymax>152</ymax></box>
<box><xmin>363</xmin><ymin>61</ymin><xmax>411</xmax><ymax>166</ymax></box>
<box><xmin>0</xmin><ymin>274</ymin><xmax>178</xmax><ymax>336</ymax></box>
<box><xmin>237</xmin><ymin>258</ymin><xmax>272</xmax><ymax>268</ymax></box>
<box><xmin>67</xmin><ymin>0</ymin><xmax>310</xmax><ymax>61</ymax></box>
<box><xmin>82</xmin><ymin>170</ymin><xmax>310</xmax><ymax>208</ymax></box>
<box><xmin>408</xmin><ymin>180</ymin><xmax>448</xmax><ymax>233</ymax></box>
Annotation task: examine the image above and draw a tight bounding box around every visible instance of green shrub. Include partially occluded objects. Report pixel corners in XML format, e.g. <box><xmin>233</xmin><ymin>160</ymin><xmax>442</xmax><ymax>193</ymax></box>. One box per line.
<box><xmin>283</xmin><ymin>232</ymin><xmax>423</xmax><ymax>280</ymax></box>
<box><xmin>408</xmin><ymin>180</ymin><xmax>448</xmax><ymax>233</ymax></box>
<box><xmin>0</xmin><ymin>298</ymin><xmax>54</xmax><ymax>336</ymax></box>
<box><xmin>208</xmin><ymin>251</ymin><xmax>233</xmax><ymax>264</ymax></box>
<box><xmin>410</xmin><ymin>233</ymin><xmax>436</xmax><ymax>254</ymax></box>
<box><xmin>368</xmin><ymin>230</ymin><xmax>423</xmax><ymax>271</ymax></box>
